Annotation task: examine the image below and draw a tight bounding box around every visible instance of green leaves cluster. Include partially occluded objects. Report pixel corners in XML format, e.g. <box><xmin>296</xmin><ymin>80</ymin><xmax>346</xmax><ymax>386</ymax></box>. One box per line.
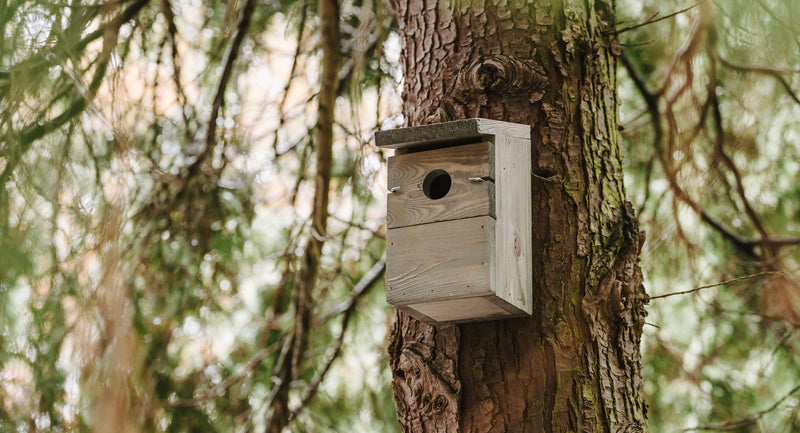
<box><xmin>1</xmin><ymin>0</ymin><xmax>399</xmax><ymax>431</ymax></box>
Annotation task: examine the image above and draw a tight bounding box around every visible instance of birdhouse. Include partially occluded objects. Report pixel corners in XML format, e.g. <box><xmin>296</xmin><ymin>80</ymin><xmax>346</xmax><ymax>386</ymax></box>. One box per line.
<box><xmin>376</xmin><ymin>118</ymin><xmax>532</xmax><ymax>324</ymax></box>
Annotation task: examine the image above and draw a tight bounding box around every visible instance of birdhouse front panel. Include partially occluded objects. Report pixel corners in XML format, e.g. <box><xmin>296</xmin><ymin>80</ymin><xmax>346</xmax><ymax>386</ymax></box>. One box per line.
<box><xmin>387</xmin><ymin>141</ymin><xmax>494</xmax><ymax>228</ymax></box>
<box><xmin>376</xmin><ymin>119</ymin><xmax>532</xmax><ymax>324</ymax></box>
<box><xmin>386</xmin><ymin>216</ymin><xmax>494</xmax><ymax>305</ymax></box>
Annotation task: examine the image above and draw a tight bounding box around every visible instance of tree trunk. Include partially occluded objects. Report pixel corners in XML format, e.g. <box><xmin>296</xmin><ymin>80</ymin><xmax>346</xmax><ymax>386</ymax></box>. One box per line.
<box><xmin>387</xmin><ymin>1</ymin><xmax>649</xmax><ymax>432</ymax></box>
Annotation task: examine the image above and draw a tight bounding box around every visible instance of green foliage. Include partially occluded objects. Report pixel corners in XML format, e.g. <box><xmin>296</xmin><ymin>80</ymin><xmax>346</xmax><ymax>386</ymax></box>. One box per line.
<box><xmin>1</xmin><ymin>0</ymin><xmax>399</xmax><ymax>431</ymax></box>
<box><xmin>618</xmin><ymin>0</ymin><xmax>800</xmax><ymax>430</ymax></box>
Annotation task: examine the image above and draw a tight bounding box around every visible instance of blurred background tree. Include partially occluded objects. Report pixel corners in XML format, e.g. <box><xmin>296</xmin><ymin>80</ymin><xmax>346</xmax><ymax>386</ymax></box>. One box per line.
<box><xmin>619</xmin><ymin>0</ymin><xmax>800</xmax><ymax>431</ymax></box>
<box><xmin>0</xmin><ymin>0</ymin><xmax>798</xmax><ymax>432</ymax></box>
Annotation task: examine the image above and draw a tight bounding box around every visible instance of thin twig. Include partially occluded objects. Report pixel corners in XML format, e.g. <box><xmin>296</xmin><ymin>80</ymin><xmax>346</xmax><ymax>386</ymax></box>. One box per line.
<box><xmin>624</xmin><ymin>51</ymin><xmax>760</xmax><ymax>257</ymax></box>
<box><xmin>717</xmin><ymin>55</ymin><xmax>800</xmax><ymax>106</ymax></box>
<box><xmin>709</xmin><ymin>82</ymin><xmax>771</xmax><ymax>245</ymax></box>
<box><xmin>288</xmin><ymin>256</ymin><xmax>386</xmax><ymax>421</ymax></box>
<box><xmin>265</xmin><ymin>0</ymin><xmax>339</xmax><ymax>429</ymax></box>
<box><xmin>273</xmin><ymin>3</ymin><xmax>308</xmax><ymax>154</ymax></box>
<box><xmin>189</xmin><ymin>0</ymin><xmax>255</xmax><ymax>174</ymax></box>
<box><xmin>649</xmin><ymin>271</ymin><xmax>787</xmax><ymax>300</ymax></box>
<box><xmin>609</xmin><ymin>2</ymin><xmax>702</xmax><ymax>35</ymax></box>
<box><xmin>161</xmin><ymin>0</ymin><xmax>194</xmax><ymax>144</ymax></box>
<box><xmin>657</xmin><ymin>0</ymin><xmax>712</xmax><ymax>97</ymax></box>
<box><xmin>683</xmin><ymin>383</ymin><xmax>800</xmax><ymax>431</ymax></box>
<box><xmin>164</xmin><ymin>344</ymin><xmax>282</xmax><ymax>407</ymax></box>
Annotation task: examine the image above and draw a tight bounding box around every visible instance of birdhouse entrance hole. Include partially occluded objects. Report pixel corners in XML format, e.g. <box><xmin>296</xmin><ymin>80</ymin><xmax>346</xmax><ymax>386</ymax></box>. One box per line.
<box><xmin>423</xmin><ymin>169</ymin><xmax>451</xmax><ymax>200</ymax></box>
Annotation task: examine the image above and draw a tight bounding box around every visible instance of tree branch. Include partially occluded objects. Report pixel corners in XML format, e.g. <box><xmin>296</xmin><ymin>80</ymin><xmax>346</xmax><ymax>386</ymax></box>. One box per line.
<box><xmin>0</xmin><ymin>0</ymin><xmax>151</xmax><ymax>188</ymax></box>
<box><xmin>683</xmin><ymin>383</ymin><xmax>800</xmax><ymax>431</ymax></box>
<box><xmin>273</xmin><ymin>2</ymin><xmax>308</xmax><ymax>154</ymax></box>
<box><xmin>164</xmin><ymin>343</ymin><xmax>282</xmax><ymax>408</ymax></box>
<box><xmin>161</xmin><ymin>0</ymin><xmax>194</xmax><ymax>144</ymax></box>
<box><xmin>189</xmin><ymin>0</ymin><xmax>255</xmax><ymax>175</ymax></box>
<box><xmin>265</xmin><ymin>0</ymin><xmax>339</xmax><ymax>429</ymax></box>
<box><xmin>608</xmin><ymin>2</ymin><xmax>702</xmax><ymax>35</ymax></box>
<box><xmin>649</xmin><ymin>271</ymin><xmax>787</xmax><ymax>300</ymax></box>
<box><xmin>657</xmin><ymin>0</ymin><xmax>712</xmax><ymax>97</ymax></box>
<box><xmin>717</xmin><ymin>55</ymin><xmax>800</xmax><ymax>106</ymax></box>
<box><xmin>622</xmin><ymin>49</ymin><xmax>764</xmax><ymax>258</ymax></box>
<box><xmin>288</xmin><ymin>255</ymin><xmax>386</xmax><ymax>422</ymax></box>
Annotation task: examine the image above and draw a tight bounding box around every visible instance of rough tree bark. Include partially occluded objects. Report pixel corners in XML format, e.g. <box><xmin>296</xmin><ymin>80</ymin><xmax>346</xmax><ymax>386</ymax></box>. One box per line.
<box><xmin>387</xmin><ymin>0</ymin><xmax>649</xmax><ymax>432</ymax></box>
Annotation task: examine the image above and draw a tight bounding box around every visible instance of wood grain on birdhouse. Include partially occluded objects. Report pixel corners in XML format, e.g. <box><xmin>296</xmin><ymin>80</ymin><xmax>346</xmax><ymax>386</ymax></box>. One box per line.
<box><xmin>387</xmin><ymin>141</ymin><xmax>495</xmax><ymax>228</ymax></box>
<box><xmin>377</xmin><ymin>118</ymin><xmax>532</xmax><ymax>324</ymax></box>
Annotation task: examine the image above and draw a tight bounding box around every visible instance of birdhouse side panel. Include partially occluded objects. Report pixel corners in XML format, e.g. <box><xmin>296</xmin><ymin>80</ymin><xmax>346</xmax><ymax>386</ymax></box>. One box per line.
<box><xmin>494</xmin><ymin>134</ymin><xmax>533</xmax><ymax>315</ymax></box>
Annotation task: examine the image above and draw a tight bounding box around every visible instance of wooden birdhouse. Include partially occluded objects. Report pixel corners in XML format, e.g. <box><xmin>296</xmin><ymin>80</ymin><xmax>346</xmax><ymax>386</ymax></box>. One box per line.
<box><xmin>376</xmin><ymin>118</ymin><xmax>532</xmax><ymax>324</ymax></box>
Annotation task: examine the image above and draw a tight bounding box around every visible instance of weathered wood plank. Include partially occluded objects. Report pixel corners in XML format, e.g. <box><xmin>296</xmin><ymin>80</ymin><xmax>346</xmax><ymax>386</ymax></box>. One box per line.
<box><xmin>381</xmin><ymin>118</ymin><xmax>532</xmax><ymax>323</ymax></box>
<box><xmin>493</xmin><ymin>134</ymin><xmax>533</xmax><ymax>315</ymax></box>
<box><xmin>406</xmin><ymin>297</ymin><xmax>509</xmax><ymax>323</ymax></box>
<box><xmin>375</xmin><ymin>118</ymin><xmax>530</xmax><ymax>149</ymax></box>
<box><xmin>386</xmin><ymin>216</ymin><xmax>495</xmax><ymax>305</ymax></box>
<box><xmin>387</xmin><ymin>142</ymin><xmax>494</xmax><ymax>229</ymax></box>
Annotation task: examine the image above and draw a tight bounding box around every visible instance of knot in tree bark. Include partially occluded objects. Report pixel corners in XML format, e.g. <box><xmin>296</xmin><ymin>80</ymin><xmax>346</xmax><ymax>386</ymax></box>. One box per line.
<box><xmin>453</xmin><ymin>54</ymin><xmax>547</xmax><ymax>100</ymax></box>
